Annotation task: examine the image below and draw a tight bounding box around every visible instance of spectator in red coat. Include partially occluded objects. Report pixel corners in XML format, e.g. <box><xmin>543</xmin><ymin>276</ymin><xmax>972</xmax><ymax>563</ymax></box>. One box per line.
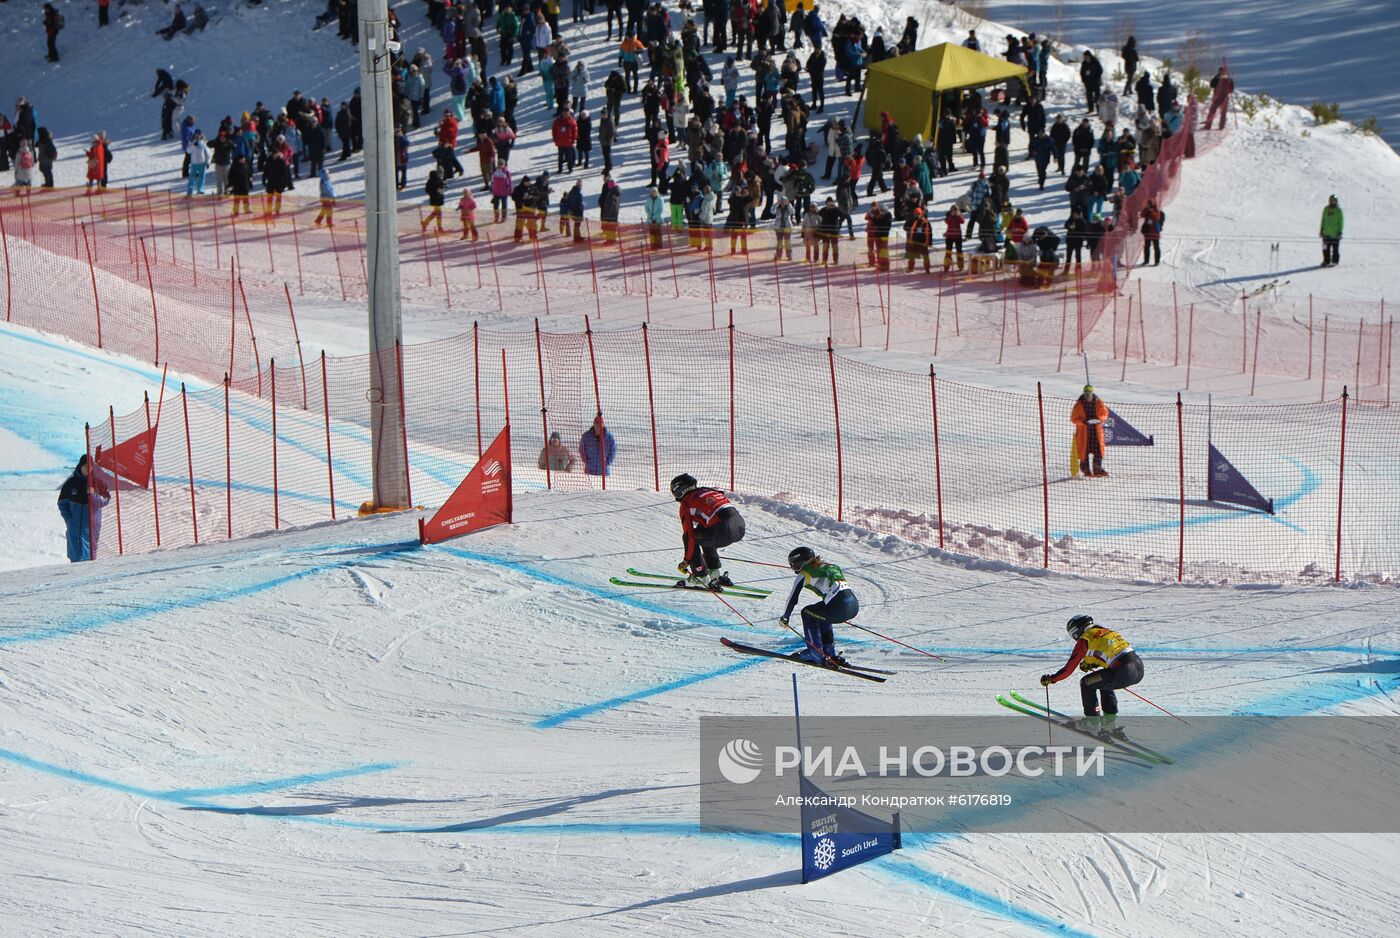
<box><xmin>551</xmin><ymin>107</ymin><xmax>578</xmax><ymax>173</ymax></box>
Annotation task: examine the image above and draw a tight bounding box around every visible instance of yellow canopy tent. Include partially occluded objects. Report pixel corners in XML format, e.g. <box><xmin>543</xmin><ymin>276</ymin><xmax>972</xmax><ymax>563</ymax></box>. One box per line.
<box><xmin>863</xmin><ymin>43</ymin><xmax>1028</xmax><ymax>141</ymax></box>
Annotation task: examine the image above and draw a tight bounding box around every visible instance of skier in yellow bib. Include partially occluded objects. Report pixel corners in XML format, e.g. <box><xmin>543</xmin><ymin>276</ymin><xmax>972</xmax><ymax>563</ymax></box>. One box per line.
<box><xmin>1040</xmin><ymin>614</ymin><xmax>1144</xmax><ymax>737</ymax></box>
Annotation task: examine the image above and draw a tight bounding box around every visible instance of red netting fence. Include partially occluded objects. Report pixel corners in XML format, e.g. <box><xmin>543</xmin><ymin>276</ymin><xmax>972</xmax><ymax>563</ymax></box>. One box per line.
<box><xmin>76</xmin><ymin>319</ymin><xmax>1399</xmax><ymax>585</ymax></box>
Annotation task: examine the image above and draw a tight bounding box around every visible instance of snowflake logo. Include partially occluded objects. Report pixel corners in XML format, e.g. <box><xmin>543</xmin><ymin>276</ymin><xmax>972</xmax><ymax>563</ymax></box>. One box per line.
<box><xmin>812</xmin><ymin>837</ymin><xmax>837</xmax><ymax>871</ymax></box>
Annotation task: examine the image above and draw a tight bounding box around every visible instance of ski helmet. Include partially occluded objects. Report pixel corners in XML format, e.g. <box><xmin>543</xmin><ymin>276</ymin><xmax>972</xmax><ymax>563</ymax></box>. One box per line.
<box><xmin>1066</xmin><ymin>614</ymin><xmax>1094</xmax><ymax>639</ymax></box>
<box><xmin>788</xmin><ymin>546</ymin><xmax>817</xmax><ymax>572</ymax></box>
<box><xmin>669</xmin><ymin>473</ymin><xmax>698</xmax><ymax>501</ymax></box>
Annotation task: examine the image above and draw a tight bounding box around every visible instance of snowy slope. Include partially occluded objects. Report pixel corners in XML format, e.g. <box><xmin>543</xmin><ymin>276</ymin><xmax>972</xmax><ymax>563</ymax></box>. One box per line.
<box><xmin>2</xmin><ymin>490</ymin><xmax>1399</xmax><ymax>936</ymax></box>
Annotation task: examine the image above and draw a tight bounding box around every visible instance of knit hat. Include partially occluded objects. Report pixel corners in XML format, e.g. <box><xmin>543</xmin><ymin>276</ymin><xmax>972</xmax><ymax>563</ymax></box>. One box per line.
<box><xmin>1083</xmin><ymin>385</ymin><xmax>1095</xmax><ymax>394</ymax></box>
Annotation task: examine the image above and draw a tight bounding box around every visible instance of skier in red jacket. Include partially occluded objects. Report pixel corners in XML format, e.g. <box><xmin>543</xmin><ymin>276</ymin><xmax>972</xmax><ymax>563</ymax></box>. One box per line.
<box><xmin>671</xmin><ymin>473</ymin><xmax>746</xmax><ymax>589</ymax></box>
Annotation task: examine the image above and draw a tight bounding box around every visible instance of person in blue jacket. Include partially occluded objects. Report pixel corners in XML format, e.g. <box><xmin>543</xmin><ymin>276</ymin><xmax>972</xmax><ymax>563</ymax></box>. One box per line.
<box><xmin>579</xmin><ymin>413</ymin><xmax>617</xmax><ymax>476</ymax></box>
<box><xmin>57</xmin><ymin>454</ymin><xmax>108</xmax><ymax>562</ymax></box>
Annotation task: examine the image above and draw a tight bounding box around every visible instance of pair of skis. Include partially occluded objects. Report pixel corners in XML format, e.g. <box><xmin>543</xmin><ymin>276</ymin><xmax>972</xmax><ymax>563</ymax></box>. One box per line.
<box><xmin>997</xmin><ymin>692</ymin><xmax>1174</xmax><ymax>764</ymax></box>
<box><xmin>608</xmin><ymin>568</ymin><xmax>772</xmax><ymax>600</ymax></box>
<box><xmin>721</xmin><ymin>638</ymin><xmax>895</xmax><ymax>683</ymax></box>
<box><xmin>609</xmin><ymin>570</ymin><xmax>894</xmax><ymax>682</ymax></box>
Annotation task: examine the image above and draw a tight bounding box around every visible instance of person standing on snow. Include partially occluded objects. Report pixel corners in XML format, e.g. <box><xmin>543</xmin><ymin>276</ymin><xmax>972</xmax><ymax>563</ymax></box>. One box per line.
<box><xmin>671</xmin><ymin>474</ymin><xmax>746</xmax><ymax>589</ymax></box>
<box><xmin>1319</xmin><ymin>195</ymin><xmax>1343</xmax><ymax>267</ymax></box>
<box><xmin>57</xmin><ymin>454</ymin><xmax>108</xmax><ymax>562</ymax></box>
<box><xmin>1040</xmin><ymin>614</ymin><xmax>1144</xmax><ymax>737</ymax></box>
<box><xmin>1071</xmin><ymin>384</ymin><xmax>1109</xmax><ymax>477</ymax></box>
<box><xmin>780</xmin><ymin>546</ymin><xmax>858</xmax><ymax>665</ymax></box>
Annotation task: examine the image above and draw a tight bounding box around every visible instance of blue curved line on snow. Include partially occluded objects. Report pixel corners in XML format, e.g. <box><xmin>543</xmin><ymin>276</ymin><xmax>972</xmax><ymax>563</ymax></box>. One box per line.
<box><xmin>1054</xmin><ymin>456</ymin><xmax>1318</xmax><ymax>540</ymax></box>
<box><xmin>534</xmin><ymin>658</ymin><xmax>768</xmax><ymax>728</ymax></box>
<box><xmin>0</xmin><ymin>324</ymin><xmax>184</xmax><ymax>388</ymax></box>
<box><xmin>0</xmin><ymin>742</ymin><xmax>1093</xmax><ymax>936</ymax></box>
<box><xmin>0</xmin><ymin>747</ymin><xmax>399</xmax><ymax>803</ymax></box>
<box><xmin>924</xmin><ymin>644</ymin><xmax>1400</xmax><ymax>658</ymax></box>
<box><xmin>0</xmin><ymin>541</ymin><xmax>421</xmax><ymax>645</ymax></box>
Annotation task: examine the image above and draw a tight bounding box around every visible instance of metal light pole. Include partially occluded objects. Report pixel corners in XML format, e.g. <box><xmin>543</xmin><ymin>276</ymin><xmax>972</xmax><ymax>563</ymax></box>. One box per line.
<box><xmin>358</xmin><ymin>0</ymin><xmax>409</xmax><ymax>510</ymax></box>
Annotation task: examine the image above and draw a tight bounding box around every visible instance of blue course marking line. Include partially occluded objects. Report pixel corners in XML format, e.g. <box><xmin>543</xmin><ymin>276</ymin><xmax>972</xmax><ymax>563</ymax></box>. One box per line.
<box><xmin>0</xmin><ymin>746</ymin><xmax>399</xmax><ymax>805</ymax></box>
<box><xmin>0</xmin><ymin>540</ymin><xmax>421</xmax><ymax>645</ymax></box>
<box><xmin>432</xmin><ymin>545</ymin><xmax>741</xmax><ymax>630</ymax></box>
<box><xmin>924</xmin><ymin>644</ymin><xmax>1400</xmax><ymax>658</ymax></box>
<box><xmin>0</xmin><ymin>745</ymin><xmax>1121</xmax><ymax>933</ymax></box>
<box><xmin>0</xmin><ymin>467</ymin><xmax>68</xmax><ymax>477</ymax></box>
<box><xmin>1057</xmin><ymin>457</ymin><xmax>1317</xmax><ymax>540</ymax></box>
<box><xmin>0</xmin><ymin>324</ymin><xmax>183</xmax><ymax>388</ymax></box>
<box><xmin>535</xmin><ymin>658</ymin><xmax>769</xmax><ymax>729</ymax></box>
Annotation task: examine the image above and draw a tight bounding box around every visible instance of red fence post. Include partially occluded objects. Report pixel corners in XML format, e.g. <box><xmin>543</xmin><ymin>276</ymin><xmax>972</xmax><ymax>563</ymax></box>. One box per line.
<box><xmin>485</xmin><ymin>231</ymin><xmax>504</xmax><ymax>310</ymax></box>
<box><xmin>1320</xmin><ymin>316</ymin><xmax>1330</xmax><ymax>402</ymax></box>
<box><xmin>534</xmin><ymin>319</ymin><xmax>552</xmax><ymax>491</ymax></box>
<box><xmin>284</xmin><ymin>283</ymin><xmax>308</xmax><ymax>408</ymax></box>
<box><xmin>86</xmin><ymin>423</ymin><xmax>97</xmax><ymax>560</ymax></box>
<box><xmin>534</xmin><ymin>237</ymin><xmax>551</xmax><ymax>315</ymax></box>
<box><xmin>930</xmin><ymin>366</ymin><xmax>945</xmax><ymax>549</ymax></box>
<box><xmin>321</xmin><ymin>351</ymin><xmax>336</xmax><ymax>520</ymax></box>
<box><xmin>1354</xmin><ymin>319</ymin><xmax>1365</xmax><ymax>403</ymax></box>
<box><xmin>585</xmin><ymin>219</ymin><xmax>602</xmax><ymax>320</ymax></box>
<box><xmin>1335</xmin><ymin>387</ymin><xmax>1349</xmax><ymax>582</ymax></box>
<box><xmin>141</xmin><ymin>237</ymin><xmax>159</xmax><ymax>365</ymax></box>
<box><xmin>290</xmin><ymin>214</ymin><xmax>304</xmax><ymax>295</ymax></box>
<box><xmin>237</xmin><ymin>277</ymin><xmax>264</xmax><ymax>397</ymax></box>
<box><xmin>1240</xmin><ymin>292</ymin><xmax>1248</xmax><ymax>374</ymax></box>
<box><xmin>0</xmin><ymin>206</ymin><xmax>12</xmax><ymax>322</ymax></box>
<box><xmin>934</xmin><ymin>275</ymin><xmax>944</xmax><ymax>357</ymax></box>
<box><xmin>144</xmin><ymin>392</ymin><xmax>161</xmax><ymax>548</ymax></box>
<box><xmin>224</xmin><ymin>374</ymin><xmax>232</xmax><ymax>540</ymax></box>
<box><xmin>642</xmin><ymin>323</ymin><xmax>660</xmax><ymax>492</ymax></box>
<box><xmin>709</xmin><ymin>248</ymin><xmax>718</xmax><ymax>329</ymax></box>
<box><xmin>728</xmin><ymin>311</ymin><xmax>737</xmax><ymax>492</ymax></box>
<box><xmin>228</xmin><ymin>258</ymin><xmax>237</xmax><ymax>377</ymax></box>
<box><xmin>1036</xmin><ymin>383</ymin><xmax>1049</xmax><ymax>569</ymax></box>
<box><xmin>81</xmin><ymin>222</ymin><xmax>103</xmax><ymax>348</ymax></box>
<box><xmin>181</xmin><ymin>383</ymin><xmax>198</xmax><ymax>544</ymax></box>
<box><xmin>395</xmin><ymin>341</ymin><xmax>412</xmax><ymax>506</ymax></box>
<box><xmin>583</xmin><ymin>316</ymin><xmax>606</xmax><ymax>491</ymax></box>
<box><xmin>1185</xmin><ymin>304</ymin><xmax>1196</xmax><ymax>391</ymax></box>
<box><xmin>774</xmin><ymin>252</ymin><xmax>784</xmax><ymax>337</ymax></box>
<box><xmin>827</xmin><ymin>337</ymin><xmax>843</xmax><ymax>523</ymax></box>
<box><xmin>1172</xmin><ymin>282</ymin><xmax>1179</xmax><ymax>366</ymax></box>
<box><xmin>270</xmin><ymin>360</ymin><xmax>280</xmax><ymax>529</ymax></box>
<box><xmin>806</xmin><ymin>254</ymin><xmax>817</xmax><ymax>320</ymax></box>
<box><xmin>434</xmin><ymin>228</ymin><xmax>451</xmax><ymax>308</ymax></box>
<box><xmin>1120</xmin><ymin>296</ymin><xmax>1133</xmax><ymax>382</ymax></box>
<box><xmin>473</xmin><ymin>321</ymin><xmax>483</xmax><ymax>458</ymax></box>
<box><xmin>108</xmin><ymin>406</ymin><xmax>124</xmax><ymax>556</ymax></box>
<box><xmin>1249</xmin><ymin>310</ymin><xmax>1262</xmax><ymax>396</ymax></box>
<box><xmin>327</xmin><ymin>216</ymin><xmax>348</xmax><ymax>302</ymax></box>
<box><xmin>1176</xmin><ymin>392</ymin><xmax>1185</xmax><ymax>582</ymax></box>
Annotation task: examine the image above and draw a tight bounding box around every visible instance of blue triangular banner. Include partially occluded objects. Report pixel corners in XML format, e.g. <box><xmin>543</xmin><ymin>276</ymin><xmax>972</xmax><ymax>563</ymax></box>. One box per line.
<box><xmin>1207</xmin><ymin>443</ymin><xmax>1274</xmax><ymax>514</ymax></box>
<box><xmin>1104</xmin><ymin>408</ymin><xmax>1154</xmax><ymax>446</ymax></box>
<box><xmin>800</xmin><ymin>775</ymin><xmax>901</xmax><ymax>883</ymax></box>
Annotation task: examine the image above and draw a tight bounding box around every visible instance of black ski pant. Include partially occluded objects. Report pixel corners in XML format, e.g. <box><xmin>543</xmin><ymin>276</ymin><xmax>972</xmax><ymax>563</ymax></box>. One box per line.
<box><xmin>801</xmin><ymin>590</ymin><xmax>858</xmax><ymax>652</ymax></box>
<box><xmin>1081</xmin><ymin>652</ymin><xmax>1144</xmax><ymax>715</ymax></box>
<box><xmin>685</xmin><ymin>508</ymin><xmax>745</xmax><ymax>573</ymax></box>
<box><xmin>1323</xmin><ymin>237</ymin><xmax>1340</xmax><ymax>265</ymax></box>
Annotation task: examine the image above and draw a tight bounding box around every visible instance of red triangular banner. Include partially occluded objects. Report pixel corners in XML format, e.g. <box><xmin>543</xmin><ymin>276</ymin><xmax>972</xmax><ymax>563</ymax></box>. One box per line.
<box><xmin>95</xmin><ymin>426</ymin><xmax>157</xmax><ymax>489</ymax></box>
<box><xmin>419</xmin><ymin>426</ymin><xmax>513</xmax><ymax>544</ymax></box>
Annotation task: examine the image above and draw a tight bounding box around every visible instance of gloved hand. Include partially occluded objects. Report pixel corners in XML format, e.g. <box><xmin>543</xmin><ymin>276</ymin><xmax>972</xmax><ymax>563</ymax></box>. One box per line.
<box><xmin>780</xmin><ymin>617</ymin><xmax>789</xmax><ymax>627</ymax></box>
<box><xmin>1087</xmin><ymin>418</ymin><xmax>1101</xmax><ymax>425</ymax></box>
<box><xmin>678</xmin><ymin>560</ymin><xmax>692</xmax><ymax>575</ymax></box>
<box><xmin>1039</xmin><ymin>674</ymin><xmax>1054</xmax><ymax>686</ymax></box>
<box><xmin>1078</xmin><ymin>660</ymin><xmax>1098</xmax><ymax>672</ymax></box>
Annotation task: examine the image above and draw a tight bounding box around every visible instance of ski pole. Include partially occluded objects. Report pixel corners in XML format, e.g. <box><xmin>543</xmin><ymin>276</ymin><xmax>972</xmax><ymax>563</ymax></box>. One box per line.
<box><xmin>1045</xmin><ymin>685</ymin><xmax>1054</xmax><ymax>748</ymax></box>
<box><xmin>720</xmin><ymin>555</ymin><xmax>790</xmax><ymax>569</ymax></box>
<box><xmin>709</xmin><ymin>589</ymin><xmax>840</xmax><ymax>668</ymax></box>
<box><xmin>846</xmin><ymin>621</ymin><xmax>944</xmax><ymax>660</ymax></box>
<box><xmin>1125</xmin><ymin>688</ymin><xmax>1189</xmax><ymax>724</ymax></box>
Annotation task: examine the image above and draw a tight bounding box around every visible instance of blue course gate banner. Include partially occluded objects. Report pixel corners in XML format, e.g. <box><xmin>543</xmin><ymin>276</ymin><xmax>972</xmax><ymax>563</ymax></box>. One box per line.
<box><xmin>1207</xmin><ymin>443</ymin><xmax>1274</xmax><ymax>514</ymax></box>
<box><xmin>800</xmin><ymin>775</ymin><xmax>901</xmax><ymax>883</ymax></box>
<box><xmin>1104</xmin><ymin>408</ymin><xmax>1154</xmax><ymax>446</ymax></box>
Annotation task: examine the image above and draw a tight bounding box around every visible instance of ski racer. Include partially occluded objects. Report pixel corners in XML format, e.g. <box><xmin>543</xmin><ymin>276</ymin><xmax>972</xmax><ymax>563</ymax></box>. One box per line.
<box><xmin>671</xmin><ymin>474</ymin><xmax>746</xmax><ymax>589</ymax></box>
<box><xmin>1040</xmin><ymin>614</ymin><xmax>1144</xmax><ymax>737</ymax></box>
<box><xmin>780</xmin><ymin>547</ymin><xmax>858</xmax><ymax>666</ymax></box>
